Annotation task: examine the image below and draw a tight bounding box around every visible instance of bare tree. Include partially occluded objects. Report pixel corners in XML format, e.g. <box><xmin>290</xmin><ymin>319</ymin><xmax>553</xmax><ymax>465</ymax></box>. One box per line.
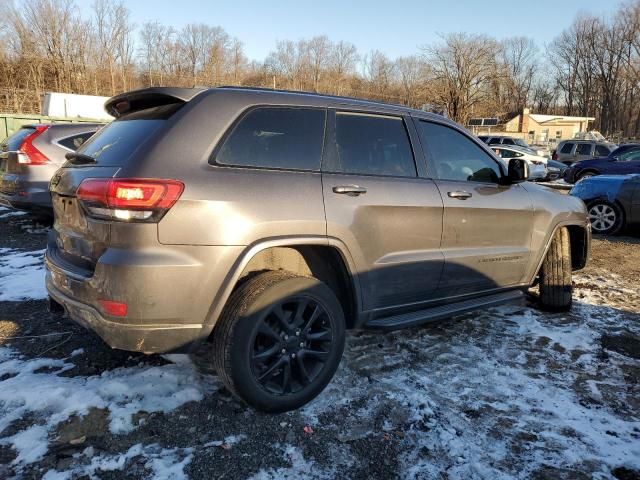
<box><xmin>423</xmin><ymin>33</ymin><xmax>498</xmax><ymax>123</ymax></box>
<box><xmin>499</xmin><ymin>37</ymin><xmax>538</xmax><ymax>111</ymax></box>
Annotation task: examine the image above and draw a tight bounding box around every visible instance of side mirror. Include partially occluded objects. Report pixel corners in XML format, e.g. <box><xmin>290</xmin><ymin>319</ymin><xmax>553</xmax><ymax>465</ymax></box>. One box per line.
<box><xmin>506</xmin><ymin>158</ymin><xmax>529</xmax><ymax>183</ymax></box>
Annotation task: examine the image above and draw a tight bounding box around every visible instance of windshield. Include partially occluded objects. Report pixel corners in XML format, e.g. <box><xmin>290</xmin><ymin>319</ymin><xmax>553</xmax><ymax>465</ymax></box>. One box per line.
<box><xmin>74</xmin><ymin>103</ymin><xmax>182</xmax><ymax>167</ymax></box>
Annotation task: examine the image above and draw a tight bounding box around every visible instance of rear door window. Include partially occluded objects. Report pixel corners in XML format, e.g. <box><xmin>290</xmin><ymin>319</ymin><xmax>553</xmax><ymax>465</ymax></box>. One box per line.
<box><xmin>58</xmin><ymin>131</ymin><xmax>96</xmax><ymax>151</ymax></box>
<box><xmin>560</xmin><ymin>142</ymin><xmax>574</xmax><ymax>154</ymax></box>
<box><xmin>76</xmin><ymin>103</ymin><xmax>181</xmax><ymax>167</ymax></box>
<box><xmin>215</xmin><ymin>107</ymin><xmax>326</xmax><ymax>171</ymax></box>
<box><xmin>326</xmin><ymin>112</ymin><xmax>416</xmax><ymax>177</ymax></box>
<box><xmin>575</xmin><ymin>143</ymin><xmax>593</xmax><ymax>155</ymax></box>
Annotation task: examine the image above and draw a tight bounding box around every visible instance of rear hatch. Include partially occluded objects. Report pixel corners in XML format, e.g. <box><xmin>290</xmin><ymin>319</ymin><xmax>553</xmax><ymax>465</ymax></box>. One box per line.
<box><xmin>49</xmin><ymin>102</ymin><xmax>183</xmax><ymax>274</ymax></box>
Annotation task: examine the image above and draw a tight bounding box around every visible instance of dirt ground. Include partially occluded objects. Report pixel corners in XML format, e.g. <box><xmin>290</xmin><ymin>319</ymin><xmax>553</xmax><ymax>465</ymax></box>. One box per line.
<box><xmin>0</xmin><ymin>210</ymin><xmax>639</xmax><ymax>480</ymax></box>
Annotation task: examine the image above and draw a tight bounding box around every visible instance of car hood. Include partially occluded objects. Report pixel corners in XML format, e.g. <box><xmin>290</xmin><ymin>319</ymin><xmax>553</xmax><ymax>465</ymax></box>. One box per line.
<box><xmin>572</xmin><ymin>156</ymin><xmax>611</xmax><ymax>167</ymax></box>
<box><xmin>569</xmin><ymin>174</ymin><xmax>638</xmax><ymax>202</ymax></box>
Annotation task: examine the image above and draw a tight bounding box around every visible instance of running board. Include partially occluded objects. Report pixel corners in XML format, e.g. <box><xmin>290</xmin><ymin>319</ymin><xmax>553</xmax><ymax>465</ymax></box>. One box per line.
<box><xmin>365</xmin><ymin>290</ymin><xmax>524</xmax><ymax>331</ymax></box>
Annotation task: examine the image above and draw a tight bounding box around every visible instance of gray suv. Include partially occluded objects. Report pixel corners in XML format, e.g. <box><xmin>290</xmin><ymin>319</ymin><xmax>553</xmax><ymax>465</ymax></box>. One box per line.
<box><xmin>0</xmin><ymin>123</ymin><xmax>102</xmax><ymax>216</ymax></box>
<box><xmin>553</xmin><ymin>140</ymin><xmax>616</xmax><ymax>165</ymax></box>
<box><xmin>45</xmin><ymin>87</ymin><xmax>590</xmax><ymax>412</ymax></box>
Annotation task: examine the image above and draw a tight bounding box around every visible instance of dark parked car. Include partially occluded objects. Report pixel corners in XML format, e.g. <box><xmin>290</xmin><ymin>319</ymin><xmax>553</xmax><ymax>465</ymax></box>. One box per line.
<box><xmin>570</xmin><ymin>174</ymin><xmax>640</xmax><ymax>234</ymax></box>
<box><xmin>545</xmin><ymin>159</ymin><xmax>568</xmax><ymax>181</ymax></box>
<box><xmin>46</xmin><ymin>87</ymin><xmax>590</xmax><ymax>412</ymax></box>
<box><xmin>0</xmin><ymin>123</ymin><xmax>102</xmax><ymax>215</ymax></box>
<box><xmin>563</xmin><ymin>147</ymin><xmax>640</xmax><ymax>184</ymax></box>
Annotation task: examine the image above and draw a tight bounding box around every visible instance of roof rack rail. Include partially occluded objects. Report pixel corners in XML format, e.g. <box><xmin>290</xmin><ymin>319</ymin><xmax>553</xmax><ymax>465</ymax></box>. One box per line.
<box><xmin>215</xmin><ymin>85</ymin><xmax>410</xmax><ymax>111</ymax></box>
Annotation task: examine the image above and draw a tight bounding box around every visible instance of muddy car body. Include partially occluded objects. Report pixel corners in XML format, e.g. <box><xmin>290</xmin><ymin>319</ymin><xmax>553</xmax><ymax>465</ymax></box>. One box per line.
<box><xmin>46</xmin><ymin>87</ymin><xmax>590</xmax><ymax>411</ymax></box>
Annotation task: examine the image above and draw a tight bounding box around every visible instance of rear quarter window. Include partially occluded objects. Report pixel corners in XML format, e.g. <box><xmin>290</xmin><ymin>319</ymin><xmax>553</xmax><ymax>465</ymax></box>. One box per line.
<box><xmin>214</xmin><ymin>107</ymin><xmax>326</xmax><ymax>171</ymax></box>
<box><xmin>560</xmin><ymin>142</ymin><xmax>574</xmax><ymax>154</ymax></box>
<box><xmin>57</xmin><ymin>131</ymin><xmax>96</xmax><ymax>151</ymax></box>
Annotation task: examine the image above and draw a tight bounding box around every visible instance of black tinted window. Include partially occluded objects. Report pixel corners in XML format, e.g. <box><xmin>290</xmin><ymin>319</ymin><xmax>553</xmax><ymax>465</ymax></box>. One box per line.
<box><xmin>560</xmin><ymin>142</ymin><xmax>574</xmax><ymax>154</ymax></box>
<box><xmin>595</xmin><ymin>145</ymin><xmax>611</xmax><ymax>157</ymax></box>
<box><xmin>418</xmin><ymin>121</ymin><xmax>502</xmax><ymax>183</ymax></box>
<box><xmin>77</xmin><ymin>103</ymin><xmax>181</xmax><ymax>167</ymax></box>
<box><xmin>216</xmin><ymin>108</ymin><xmax>326</xmax><ymax>171</ymax></box>
<box><xmin>329</xmin><ymin>113</ymin><xmax>416</xmax><ymax>177</ymax></box>
<box><xmin>58</xmin><ymin>131</ymin><xmax>96</xmax><ymax>151</ymax></box>
<box><xmin>487</xmin><ymin>138</ymin><xmax>500</xmax><ymax>145</ymax></box>
<box><xmin>501</xmin><ymin>138</ymin><xmax>515</xmax><ymax>145</ymax></box>
<box><xmin>1</xmin><ymin>127</ymin><xmax>35</xmax><ymax>152</ymax></box>
<box><xmin>576</xmin><ymin>143</ymin><xmax>592</xmax><ymax>155</ymax></box>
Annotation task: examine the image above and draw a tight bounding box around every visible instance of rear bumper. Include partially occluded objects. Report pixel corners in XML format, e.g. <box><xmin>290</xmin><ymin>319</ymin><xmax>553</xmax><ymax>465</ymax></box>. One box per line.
<box><xmin>44</xmin><ymin>234</ymin><xmax>243</xmax><ymax>353</ymax></box>
<box><xmin>46</xmin><ymin>279</ymin><xmax>203</xmax><ymax>353</ymax></box>
<box><xmin>0</xmin><ymin>176</ymin><xmax>52</xmax><ymax>211</ymax></box>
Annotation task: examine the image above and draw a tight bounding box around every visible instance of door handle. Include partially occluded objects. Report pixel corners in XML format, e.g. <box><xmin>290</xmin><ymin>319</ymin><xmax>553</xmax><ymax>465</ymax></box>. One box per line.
<box><xmin>447</xmin><ymin>191</ymin><xmax>472</xmax><ymax>200</ymax></box>
<box><xmin>333</xmin><ymin>185</ymin><xmax>367</xmax><ymax>196</ymax></box>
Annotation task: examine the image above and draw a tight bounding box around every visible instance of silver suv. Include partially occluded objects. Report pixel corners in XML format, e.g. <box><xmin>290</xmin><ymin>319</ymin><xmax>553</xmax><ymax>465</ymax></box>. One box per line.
<box><xmin>0</xmin><ymin>123</ymin><xmax>101</xmax><ymax>216</ymax></box>
<box><xmin>45</xmin><ymin>87</ymin><xmax>591</xmax><ymax>412</ymax></box>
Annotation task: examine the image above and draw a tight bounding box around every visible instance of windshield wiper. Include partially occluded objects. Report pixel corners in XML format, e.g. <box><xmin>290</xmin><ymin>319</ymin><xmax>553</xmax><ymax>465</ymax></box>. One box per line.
<box><xmin>65</xmin><ymin>152</ymin><xmax>96</xmax><ymax>165</ymax></box>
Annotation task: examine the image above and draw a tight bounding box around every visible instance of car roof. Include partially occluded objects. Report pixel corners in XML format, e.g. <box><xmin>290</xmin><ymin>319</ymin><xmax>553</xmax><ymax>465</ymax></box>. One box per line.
<box><xmin>105</xmin><ymin>86</ymin><xmax>453</xmax><ymax>126</ymax></box>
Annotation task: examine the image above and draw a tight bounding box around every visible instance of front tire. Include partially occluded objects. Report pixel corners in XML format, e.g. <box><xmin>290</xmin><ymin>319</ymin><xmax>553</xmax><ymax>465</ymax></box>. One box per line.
<box><xmin>587</xmin><ymin>200</ymin><xmax>624</xmax><ymax>235</ymax></box>
<box><xmin>212</xmin><ymin>271</ymin><xmax>345</xmax><ymax>412</ymax></box>
<box><xmin>539</xmin><ymin>227</ymin><xmax>573</xmax><ymax>312</ymax></box>
<box><xmin>577</xmin><ymin>171</ymin><xmax>597</xmax><ymax>182</ymax></box>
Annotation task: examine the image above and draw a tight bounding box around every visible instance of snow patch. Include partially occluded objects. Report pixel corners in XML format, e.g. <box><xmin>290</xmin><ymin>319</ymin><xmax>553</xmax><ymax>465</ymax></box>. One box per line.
<box><xmin>0</xmin><ymin>349</ymin><xmax>216</xmax><ymax>469</ymax></box>
<box><xmin>0</xmin><ymin>248</ymin><xmax>47</xmax><ymax>301</ymax></box>
<box><xmin>42</xmin><ymin>443</ymin><xmax>194</xmax><ymax>480</ymax></box>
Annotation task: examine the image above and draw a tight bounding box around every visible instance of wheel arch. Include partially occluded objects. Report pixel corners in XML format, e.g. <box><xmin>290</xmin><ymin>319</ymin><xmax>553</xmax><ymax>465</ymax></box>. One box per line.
<box><xmin>201</xmin><ymin>237</ymin><xmax>363</xmax><ymax>339</ymax></box>
<box><xmin>531</xmin><ymin>221</ymin><xmax>591</xmax><ymax>283</ymax></box>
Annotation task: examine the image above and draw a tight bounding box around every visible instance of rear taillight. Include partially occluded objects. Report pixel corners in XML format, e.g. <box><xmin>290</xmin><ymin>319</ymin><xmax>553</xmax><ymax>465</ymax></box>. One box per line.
<box><xmin>19</xmin><ymin>126</ymin><xmax>50</xmax><ymax>165</ymax></box>
<box><xmin>76</xmin><ymin>178</ymin><xmax>184</xmax><ymax>222</ymax></box>
<box><xmin>551</xmin><ymin>150</ymin><xmax>558</xmax><ymax>161</ymax></box>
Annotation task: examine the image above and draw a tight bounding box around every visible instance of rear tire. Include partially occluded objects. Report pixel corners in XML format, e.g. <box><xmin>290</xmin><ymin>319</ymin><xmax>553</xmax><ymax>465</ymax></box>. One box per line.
<box><xmin>211</xmin><ymin>271</ymin><xmax>345</xmax><ymax>412</ymax></box>
<box><xmin>538</xmin><ymin>227</ymin><xmax>573</xmax><ymax>312</ymax></box>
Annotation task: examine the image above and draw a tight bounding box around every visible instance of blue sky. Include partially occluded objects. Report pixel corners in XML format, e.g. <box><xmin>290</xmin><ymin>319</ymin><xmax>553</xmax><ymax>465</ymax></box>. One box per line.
<box><xmin>108</xmin><ymin>0</ymin><xmax>619</xmax><ymax>60</ymax></box>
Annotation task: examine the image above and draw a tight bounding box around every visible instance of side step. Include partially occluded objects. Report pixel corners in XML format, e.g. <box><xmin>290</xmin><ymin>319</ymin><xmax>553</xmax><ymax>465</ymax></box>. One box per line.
<box><xmin>365</xmin><ymin>290</ymin><xmax>524</xmax><ymax>331</ymax></box>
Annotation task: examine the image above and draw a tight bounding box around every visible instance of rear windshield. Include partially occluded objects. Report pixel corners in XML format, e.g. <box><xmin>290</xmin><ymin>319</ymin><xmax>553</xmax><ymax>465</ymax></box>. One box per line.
<box><xmin>74</xmin><ymin>103</ymin><xmax>181</xmax><ymax>166</ymax></box>
<box><xmin>1</xmin><ymin>127</ymin><xmax>35</xmax><ymax>152</ymax></box>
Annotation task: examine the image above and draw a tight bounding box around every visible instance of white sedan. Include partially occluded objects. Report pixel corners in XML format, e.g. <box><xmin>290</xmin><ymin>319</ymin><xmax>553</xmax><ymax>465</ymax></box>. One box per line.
<box><xmin>491</xmin><ymin>145</ymin><xmax>548</xmax><ymax>180</ymax></box>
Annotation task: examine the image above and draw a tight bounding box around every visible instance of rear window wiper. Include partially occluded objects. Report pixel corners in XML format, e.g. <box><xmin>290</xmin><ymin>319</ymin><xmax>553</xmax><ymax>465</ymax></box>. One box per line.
<box><xmin>65</xmin><ymin>152</ymin><xmax>96</xmax><ymax>165</ymax></box>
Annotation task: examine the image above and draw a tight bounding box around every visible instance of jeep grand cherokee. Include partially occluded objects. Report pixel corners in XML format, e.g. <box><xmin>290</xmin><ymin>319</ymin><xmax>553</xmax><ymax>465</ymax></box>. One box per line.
<box><xmin>46</xmin><ymin>87</ymin><xmax>590</xmax><ymax>412</ymax></box>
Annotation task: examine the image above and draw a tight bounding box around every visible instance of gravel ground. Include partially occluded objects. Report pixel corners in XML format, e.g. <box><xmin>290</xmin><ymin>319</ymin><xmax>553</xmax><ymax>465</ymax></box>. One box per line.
<box><xmin>0</xmin><ymin>208</ymin><xmax>639</xmax><ymax>480</ymax></box>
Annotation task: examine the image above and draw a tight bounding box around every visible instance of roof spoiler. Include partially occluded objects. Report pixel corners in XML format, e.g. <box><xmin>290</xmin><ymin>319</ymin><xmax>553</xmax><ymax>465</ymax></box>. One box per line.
<box><xmin>104</xmin><ymin>87</ymin><xmax>207</xmax><ymax>118</ymax></box>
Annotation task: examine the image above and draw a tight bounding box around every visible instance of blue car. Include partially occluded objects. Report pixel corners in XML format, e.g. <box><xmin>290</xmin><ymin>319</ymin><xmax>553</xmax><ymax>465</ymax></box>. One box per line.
<box><xmin>570</xmin><ymin>174</ymin><xmax>640</xmax><ymax>235</ymax></box>
<box><xmin>563</xmin><ymin>144</ymin><xmax>640</xmax><ymax>183</ymax></box>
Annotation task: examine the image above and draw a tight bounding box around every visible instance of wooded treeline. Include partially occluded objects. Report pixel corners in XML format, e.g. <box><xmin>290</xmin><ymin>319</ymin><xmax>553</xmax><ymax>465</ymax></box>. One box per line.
<box><xmin>1</xmin><ymin>0</ymin><xmax>639</xmax><ymax>136</ymax></box>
